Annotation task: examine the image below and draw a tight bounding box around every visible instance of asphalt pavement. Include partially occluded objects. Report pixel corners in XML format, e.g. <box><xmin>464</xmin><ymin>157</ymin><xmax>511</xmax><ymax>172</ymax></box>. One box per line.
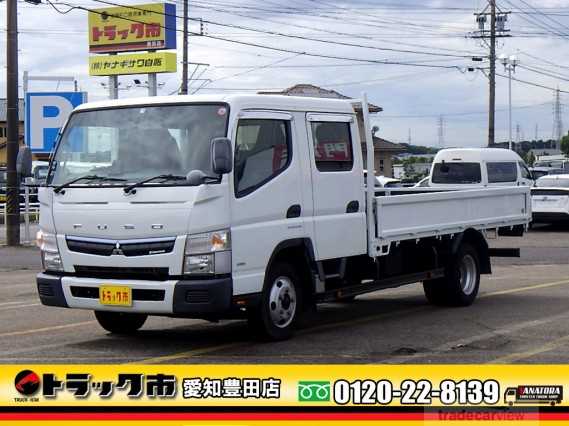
<box><xmin>1</xmin><ymin>223</ymin><xmax>569</xmax><ymax>364</ymax></box>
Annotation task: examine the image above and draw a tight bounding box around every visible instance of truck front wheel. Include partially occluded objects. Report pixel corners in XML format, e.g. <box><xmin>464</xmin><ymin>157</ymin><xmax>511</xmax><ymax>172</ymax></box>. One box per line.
<box><xmin>248</xmin><ymin>261</ymin><xmax>302</xmax><ymax>341</ymax></box>
<box><xmin>94</xmin><ymin>311</ymin><xmax>148</xmax><ymax>334</ymax></box>
<box><xmin>423</xmin><ymin>242</ymin><xmax>480</xmax><ymax>306</ymax></box>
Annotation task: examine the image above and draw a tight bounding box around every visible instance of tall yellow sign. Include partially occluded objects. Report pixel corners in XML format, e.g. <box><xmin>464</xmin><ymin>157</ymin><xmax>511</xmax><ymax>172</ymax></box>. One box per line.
<box><xmin>88</xmin><ymin>3</ymin><xmax>177</xmax><ymax>54</ymax></box>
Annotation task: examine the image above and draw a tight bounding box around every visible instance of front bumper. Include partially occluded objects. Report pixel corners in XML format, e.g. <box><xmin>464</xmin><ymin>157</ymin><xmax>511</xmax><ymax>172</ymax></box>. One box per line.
<box><xmin>36</xmin><ymin>273</ymin><xmax>234</xmax><ymax>316</ymax></box>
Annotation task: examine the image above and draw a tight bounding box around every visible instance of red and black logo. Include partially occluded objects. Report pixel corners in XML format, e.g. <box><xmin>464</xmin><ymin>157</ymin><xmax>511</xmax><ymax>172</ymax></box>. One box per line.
<box><xmin>14</xmin><ymin>370</ymin><xmax>40</xmax><ymax>396</ymax></box>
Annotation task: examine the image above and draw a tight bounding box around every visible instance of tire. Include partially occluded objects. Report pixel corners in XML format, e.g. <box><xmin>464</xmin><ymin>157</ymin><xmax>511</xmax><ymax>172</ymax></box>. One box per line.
<box><xmin>94</xmin><ymin>311</ymin><xmax>147</xmax><ymax>334</ymax></box>
<box><xmin>248</xmin><ymin>261</ymin><xmax>302</xmax><ymax>341</ymax></box>
<box><xmin>423</xmin><ymin>242</ymin><xmax>480</xmax><ymax>307</ymax></box>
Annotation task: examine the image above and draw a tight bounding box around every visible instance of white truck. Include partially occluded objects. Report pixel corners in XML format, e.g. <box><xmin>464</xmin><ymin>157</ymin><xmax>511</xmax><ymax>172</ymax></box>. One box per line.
<box><xmin>27</xmin><ymin>94</ymin><xmax>531</xmax><ymax>340</ymax></box>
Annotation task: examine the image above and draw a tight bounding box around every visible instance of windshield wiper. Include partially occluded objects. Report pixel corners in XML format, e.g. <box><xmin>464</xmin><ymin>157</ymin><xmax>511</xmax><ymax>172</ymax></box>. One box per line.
<box><xmin>53</xmin><ymin>175</ymin><xmax>127</xmax><ymax>194</ymax></box>
<box><xmin>123</xmin><ymin>174</ymin><xmax>187</xmax><ymax>194</ymax></box>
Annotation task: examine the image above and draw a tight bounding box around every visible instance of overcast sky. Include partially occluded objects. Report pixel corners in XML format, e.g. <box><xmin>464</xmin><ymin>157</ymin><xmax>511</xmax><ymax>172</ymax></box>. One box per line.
<box><xmin>1</xmin><ymin>0</ymin><xmax>569</xmax><ymax>147</ymax></box>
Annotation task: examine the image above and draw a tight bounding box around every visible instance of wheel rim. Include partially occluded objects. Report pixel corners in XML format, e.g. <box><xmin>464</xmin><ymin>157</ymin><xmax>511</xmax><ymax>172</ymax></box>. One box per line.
<box><xmin>268</xmin><ymin>276</ymin><xmax>297</xmax><ymax>329</ymax></box>
<box><xmin>459</xmin><ymin>254</ymin><xmax>477</xmax><ymax>295</ymax></box>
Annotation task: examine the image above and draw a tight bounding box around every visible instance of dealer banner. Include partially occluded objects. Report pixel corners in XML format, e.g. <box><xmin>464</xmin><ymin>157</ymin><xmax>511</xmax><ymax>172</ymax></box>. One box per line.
<box><xmin>2</xmin><ymin>365</ymin><xmax>569</xmax><ymax>424</ymax></box>
<box><xmin>88</xmin><ymin>3</ymin><xmax>176</xmax><ymax>53</ymax></box>
<box><xmin>89</xmin><ymin>51</ymin><xmax>177</xmax><ymax>76</ymax></box>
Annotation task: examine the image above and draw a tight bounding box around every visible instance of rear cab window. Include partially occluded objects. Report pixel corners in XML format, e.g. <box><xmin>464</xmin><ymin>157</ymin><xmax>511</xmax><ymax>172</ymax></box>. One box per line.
<box><xmin>310</xmin><ymin>121</ymin><xmax>354</xmax><ymax>172</ymax></box>
<box><xmin>431</xmin><ymin>162</ymin><xmax>482</xmax><ymax>184</ymax></box>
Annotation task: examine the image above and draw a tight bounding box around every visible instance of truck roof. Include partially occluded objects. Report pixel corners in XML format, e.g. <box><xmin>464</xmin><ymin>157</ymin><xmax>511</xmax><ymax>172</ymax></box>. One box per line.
<box><xmin>74</xmin><ymin>94</ymin><xmax>358</xmax><ymax>115</ymax></box>
<box><xmin>434</xmin><ymin>148</ymin><xmax>523</xmax><ymax>163</ymax></box>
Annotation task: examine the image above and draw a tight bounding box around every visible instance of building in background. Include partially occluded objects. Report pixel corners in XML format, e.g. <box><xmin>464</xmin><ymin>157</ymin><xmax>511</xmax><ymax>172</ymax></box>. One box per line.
<box><xmin>364</xmin><ymin>136</ymin><xmax>406</xmax><ymax>177</ymax></box>
<box><xmin>0</xmin><ymin>99</ymin><xmax>25</xmax><ymax>166</ymax></box>
<box><xmin>259</xmin><ymin>84</ymin><xmax>405</xmax><ymax>177</ymax></box>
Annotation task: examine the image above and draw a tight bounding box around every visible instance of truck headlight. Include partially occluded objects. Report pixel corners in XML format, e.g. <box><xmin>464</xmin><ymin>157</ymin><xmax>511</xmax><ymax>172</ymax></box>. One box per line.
<box><xmin>37</xmin><ymin>230</ymin><xmax>63</xmax><ymax>272</ymax></box>
<box><xmin>183</xmin><ymin>229</ymin><xmax>231</xmax><ymax>275</ymax></box>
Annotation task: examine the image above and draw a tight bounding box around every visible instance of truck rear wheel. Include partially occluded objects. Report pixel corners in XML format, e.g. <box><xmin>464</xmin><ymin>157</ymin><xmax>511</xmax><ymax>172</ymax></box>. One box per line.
<box><xmin>248</xmin><ymin>261</ymin><xmax>302</xmax><ymax>341</ymax></box>
<box><xmin>423</xmin><ymin>242</ymin><xmax>480</xmax><ymax>306</ymax></box>
<box><xmin>94</xmin><ymin>311</ymin><xmax>147</xmax><ymax>334</ymax></box>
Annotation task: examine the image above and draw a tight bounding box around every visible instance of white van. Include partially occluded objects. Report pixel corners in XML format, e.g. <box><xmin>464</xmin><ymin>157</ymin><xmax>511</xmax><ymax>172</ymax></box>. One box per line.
<box><xmin>429</xmin><ymin>148</ymin><xmax>533</xmax><ymax>189</ymax></box>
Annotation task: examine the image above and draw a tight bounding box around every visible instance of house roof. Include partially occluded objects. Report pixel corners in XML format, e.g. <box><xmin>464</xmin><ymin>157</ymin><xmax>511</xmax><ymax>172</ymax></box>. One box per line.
<box><xmin>258</xmin><ymin>84</ymin><xmax>382</xmax><ymax>113</ymax></box>
<box><xmin>0</xmin><ymin>99</ymin><xmax>25</xmax><ymax>122</ymax></box>
<box><xmin>369</xmin><ymin>136</ymin><xmax>406</xmax><ymax>153</ymax></box>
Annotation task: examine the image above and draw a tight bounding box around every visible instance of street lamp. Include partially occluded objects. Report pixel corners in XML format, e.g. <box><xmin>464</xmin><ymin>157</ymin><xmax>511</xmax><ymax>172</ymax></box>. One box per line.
<box><xmin>499</xmin><ymin>54</ymin><xmax>518</xmax><ymax>151</ymax></box>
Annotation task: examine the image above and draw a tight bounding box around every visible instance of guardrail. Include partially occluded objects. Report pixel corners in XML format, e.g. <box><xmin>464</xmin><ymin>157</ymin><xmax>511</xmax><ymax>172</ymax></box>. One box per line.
<box><xmin>0</xmin><ymin>202</ymin><xmax>40</xmax><ymax>219</ymax></box>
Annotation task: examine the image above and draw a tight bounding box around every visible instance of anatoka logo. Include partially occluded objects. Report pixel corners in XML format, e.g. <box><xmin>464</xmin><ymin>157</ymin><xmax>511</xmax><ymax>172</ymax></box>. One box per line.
<box><xmin>14</xmin><ymin>370</ymin><xmax>40</xmax><ymax>397</ymax></box>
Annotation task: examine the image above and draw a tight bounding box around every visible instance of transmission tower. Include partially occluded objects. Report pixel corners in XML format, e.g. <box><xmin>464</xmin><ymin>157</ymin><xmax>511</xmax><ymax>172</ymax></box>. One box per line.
<box><xmin>516</xmin><ymin>123</ymin><xmax>521</xmax><ymax>143</ymax></box>
<box><xmin>553</xmin><ymin>88</ymin><xmax>563</xmax><ymax>150</ymax></box>
<box><xmin>408</xmin><ymin>128</ymin><xmax>412</xmax><ymax>145</ymax></box>
<box><xmin>437</xmin><ymin>115</ymin><xmax>445</xmax><ymax>148</ymax></box>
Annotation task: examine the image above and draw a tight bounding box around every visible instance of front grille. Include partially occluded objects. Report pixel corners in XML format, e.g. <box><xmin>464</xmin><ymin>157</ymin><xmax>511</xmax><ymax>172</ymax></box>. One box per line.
<box><xmin>70</xmin><ymin>286</ymin><xmax>165</xmax><ymax>301</ymax></box>
<box><xmin>66</xmin><ymin>237</ymin><xmax>176</xmax><ymax>257</ymax></box>
<box><xmin>67</xmin><ymin>239</ymin><xmax>114</xmax><ymax>256</ymax></box>
<box><xmin>185</xmin><ymin>289</ymin><xmax>210</xmax><ymax>304</ymax></box>
<box><xmin>73</xmin><ymin>265</ymin><xmax>170</xmax><ymax>280</ymax></box>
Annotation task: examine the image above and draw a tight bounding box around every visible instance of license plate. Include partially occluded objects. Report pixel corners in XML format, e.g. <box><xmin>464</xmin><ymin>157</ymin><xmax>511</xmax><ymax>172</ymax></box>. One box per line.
<box><xmin>99</xmin><ymin>285</ymin><xmax>132</xmax><ymax>307</ymax></box>
<box><xmin>0</xmin><ymin>195</ymin><xmax>5</xmax><ymax>202</ymax></box>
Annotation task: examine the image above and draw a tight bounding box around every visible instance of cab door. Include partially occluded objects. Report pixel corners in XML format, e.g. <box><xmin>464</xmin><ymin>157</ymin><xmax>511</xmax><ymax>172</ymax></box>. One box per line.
<box><xmin>305</xmin><ymin>113</ymin><xmax>366</xmax><ymax>260</ymax></box>
<box><xmin>230</xmin><ymin>110</ymin><xmax>305</xmax><ymax>295</ymax></box>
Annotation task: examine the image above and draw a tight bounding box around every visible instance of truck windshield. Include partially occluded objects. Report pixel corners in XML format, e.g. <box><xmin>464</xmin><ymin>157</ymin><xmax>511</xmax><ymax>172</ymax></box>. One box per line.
<box><xmin>432</xmin><ymin>162</ymin><xmax>482</xmax><ymax>184</ymax></box>
<box><xmin>48</xmin><ymin>103</ymin><xmax>229</xmax><ymax>186</ymax></box>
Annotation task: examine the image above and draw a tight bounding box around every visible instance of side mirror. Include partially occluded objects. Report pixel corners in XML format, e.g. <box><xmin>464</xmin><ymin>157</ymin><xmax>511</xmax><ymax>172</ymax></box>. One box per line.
<box><xmin>211</xmin><ymin>137</ymin><xmax>233</xmax><ymax>175</ymax></box>
<box><xmin>17</xmin><ymin>146</ymin><xmax>33</xmax><ymax>178</ymax></box>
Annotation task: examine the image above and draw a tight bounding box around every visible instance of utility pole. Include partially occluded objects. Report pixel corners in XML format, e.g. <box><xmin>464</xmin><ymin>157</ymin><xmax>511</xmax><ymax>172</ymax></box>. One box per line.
<box><xmin>408</xmin><ymin>128</ymin><xmax>411</xmax><ymax>145</ymax></box>
<box><xmin>488</xmin><ymin>0</ymin><xmax>496</xmax><ymax>147</ymax></box>
<box><xmin>6</xmin><ymin>0</ymin><xmax>20</xmax><ymax>246</ymax></box>
<box><xmin>472</xmin><ymin>1</ymin><xmax>510</xmax><ymax>147</ymax></box>
<box><xmin>437</xmin><ymin>115</ymin><xmax>445</xmax><ymax>148</ymax></box>
<box><xmin>500</xmin><ymin>54</ymin><xmax>517</xmax><ymax>150</ymax></box>
<box><xmin>553</xmin><ymin>88</ymin><xmax>563</xmax><ymax>150</ymax></box>
<box><xmin>180</xmin><ymin>0</ymin><xmax>189</xmax><ymax>95</ymax></box>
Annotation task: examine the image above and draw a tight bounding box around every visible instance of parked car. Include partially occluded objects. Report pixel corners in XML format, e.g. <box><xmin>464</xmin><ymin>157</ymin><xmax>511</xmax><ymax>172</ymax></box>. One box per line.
<box><xmin>414</xmin><ymin>176</ymin><xmax>430</xmax><ymax>188</ymax></box>
<box><xmin>531</xmin><ymin>174</ymin><xmax>569</xmax><ymax>223</ymax></box>
<box><xmin>429</xmin><ymin>148</ymin><xmax>533</xmax><ymax>189</ymax></box>
<box><xmin>529</xmin><ymin>166</ymin><xmax>564</xmax><ymax>180</ymax></box>
<box><xmin>363</xmin><ymin>171</ymin><xmax>402</xmax><ymax>188</ymax></box>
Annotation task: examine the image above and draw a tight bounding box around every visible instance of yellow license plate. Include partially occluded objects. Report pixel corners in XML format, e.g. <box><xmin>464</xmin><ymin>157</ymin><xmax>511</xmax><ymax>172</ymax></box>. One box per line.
<box><xmin>0</xmin><ymin>195</ymin><xmax>5</xmax><ymax>202</ymax></box>
<box><xmin>99</xmin><ymin>285</ymin><xmax>132</xmax><ymax>306</ymax></box>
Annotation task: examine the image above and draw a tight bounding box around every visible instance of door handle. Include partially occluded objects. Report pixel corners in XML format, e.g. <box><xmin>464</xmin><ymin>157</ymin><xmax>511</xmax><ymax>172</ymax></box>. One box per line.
<box><xmin>346</xmin><ymin>200</ymin><xmax>359</xmax><ymax>213</ymax></box>
<box><xmin>286</xmin><ymin>204</ymin><xmax>301</xmax><ymax>218</ymax></box>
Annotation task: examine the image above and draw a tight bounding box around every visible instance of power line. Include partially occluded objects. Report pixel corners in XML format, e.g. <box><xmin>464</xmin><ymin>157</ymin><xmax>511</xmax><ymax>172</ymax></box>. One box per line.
<box><xmin>87</xmin><ymin>0</ymin><xmax>479</xmax><ymax>59</ymax></box>
<box><xmin>40</xmin><ymin>0</ymin><xmax>469</xmax><ymax>72</ymax></box>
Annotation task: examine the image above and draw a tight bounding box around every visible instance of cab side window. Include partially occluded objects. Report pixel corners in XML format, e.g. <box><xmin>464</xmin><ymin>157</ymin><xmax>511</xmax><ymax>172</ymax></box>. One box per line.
<box><xmin>310</xmin><ymin>121</ymin><xmax>353</xmax><ymax>172</ymax></box>
<box><xmin>519</xmin><ymin>162</ymin><xmax>532</xmax><ymax>180</ymax></box>
<box><xmin>234</xmin><ymin>119</ymin><xmax>291</xmax><ymax>198</ymax></box>
<box><xmin>487</xmin><ymin>162</ymin><xmax>517</xmax><ymax>183</ymax></box>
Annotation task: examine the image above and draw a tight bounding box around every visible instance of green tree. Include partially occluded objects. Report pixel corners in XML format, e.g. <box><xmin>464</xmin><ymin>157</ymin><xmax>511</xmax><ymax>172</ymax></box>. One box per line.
<box><xmin>561</xmin><ymin>133</ymin><xmax>569</xmax><ymax>157</ymax></box>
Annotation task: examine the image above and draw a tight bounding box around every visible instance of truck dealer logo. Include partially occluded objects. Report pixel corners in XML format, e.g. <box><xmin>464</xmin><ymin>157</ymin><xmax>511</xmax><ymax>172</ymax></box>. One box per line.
<box><xmin>504</xmin><ymin>385</ymin><xmax>563</xmax><ymax>406</ymax></box>
<box><xmin>14</xmin><ymin>370</ymin><xmax>40</xmax><ymax>396</ymax></box>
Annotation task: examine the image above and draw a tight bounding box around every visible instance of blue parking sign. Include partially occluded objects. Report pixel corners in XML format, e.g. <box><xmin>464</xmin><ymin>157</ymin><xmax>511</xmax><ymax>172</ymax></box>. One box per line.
<box><xmin>25</xmin><ymin>92</ymin><xmax>87</xmax><ymax>153</ymax></box>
